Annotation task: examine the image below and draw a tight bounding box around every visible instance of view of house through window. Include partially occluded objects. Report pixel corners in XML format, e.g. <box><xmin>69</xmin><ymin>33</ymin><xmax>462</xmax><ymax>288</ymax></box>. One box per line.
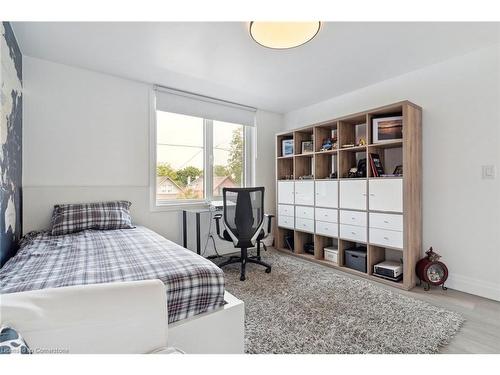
<box><xmin>156</xmin><ymin>111</ymin><xmax>245</xmax><ymax>204</ymax></box>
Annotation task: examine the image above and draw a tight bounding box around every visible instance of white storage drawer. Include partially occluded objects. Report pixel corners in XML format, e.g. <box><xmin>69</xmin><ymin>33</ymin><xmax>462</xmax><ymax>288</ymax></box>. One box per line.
<box><xmin>278</xmin><ymin>215</ymin><xmax>294</xmax><ymax>230</ymax></box>
<box><xmin>278</xmin><ymin>204</ymin><xmax>294</xmax><ymax>217</ymax></box>
<box><xmin>340</xmin><ymin>224</ymin><xmax>367</xmax><ymax>243</ymax></box>
<box><xmin>315</xmin><ymin>208</ymin><xmax>338</xmax><ymax>223</ymax></box>
<box><xmin>340</xmin><ymin>210</ymin><xmax>367</xmax><ymax>227</ymax></box>
<box><xmin>340</xmin><ymin>180</ymin><xmax>367</xmax><ymax>210</ymax></box>
<box><xmin>278</xmin><ymin>181</ymin><xmax>295</xmax><ymax>204</ymax></box>
<box><xmin>295</xmin><ymin>205</ymin><xmax>314</xmax><ymax>220</ymax></box>
<box><xmin>369</xmin><ymin>178</ymin><xmax>403</xmax><ymax>212</ymax></box>
<box><xmin>295</xmin><ymin>181</ymin><xmax>315</xmax><ymax>206</ymax></box>
<box><xmin>369</xmin><ymin>228</ymin><xmax>403</xmax><ymax>249</ymax></box>
<box><xmin>315</xmin><ymin>180</ymin><xmax>338</xmax><ymax>208</ymax></box>
<box><xmin>296</xmin><ymin>217</ymin><xmax>315</xmax><ymax>233</ymax></box>
<box><xmin>369</xmin><ymin>212</ymin><xmax>403</xmax><ymax>232</ymax></box>
<box><xmin>315</xmin><ymin>220</ymin><xmax>339</xmax><ymax>238</ymax></box>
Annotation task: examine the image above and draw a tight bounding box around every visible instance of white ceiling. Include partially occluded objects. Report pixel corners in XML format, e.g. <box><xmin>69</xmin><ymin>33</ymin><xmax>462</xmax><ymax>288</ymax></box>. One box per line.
<box><xmin>11</xmin><ymin>22</ymin><xmax>500</xmax><ymax>113</ymax></box>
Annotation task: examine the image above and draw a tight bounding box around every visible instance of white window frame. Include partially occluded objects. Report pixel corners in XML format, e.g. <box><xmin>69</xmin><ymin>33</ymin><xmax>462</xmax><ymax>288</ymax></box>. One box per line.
<box><xmin>149</xmin><ymin>89</ymin><xmax>255</xmax><ymax>211</ymax></box>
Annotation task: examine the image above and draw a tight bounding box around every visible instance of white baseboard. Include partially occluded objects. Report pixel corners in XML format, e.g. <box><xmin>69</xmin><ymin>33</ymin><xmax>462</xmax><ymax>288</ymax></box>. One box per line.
<box><xmin>446</xmin><ymin>273</ymin><xmax>500</xmax><ymax>302</ymax></box>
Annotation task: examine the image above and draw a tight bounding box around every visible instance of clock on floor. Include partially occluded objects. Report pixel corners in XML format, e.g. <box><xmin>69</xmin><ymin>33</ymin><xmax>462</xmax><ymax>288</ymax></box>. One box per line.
<box><xmin>416</xmin><ymin>247</ymin><xmax>448</xmax><ymax>291</ymax></box>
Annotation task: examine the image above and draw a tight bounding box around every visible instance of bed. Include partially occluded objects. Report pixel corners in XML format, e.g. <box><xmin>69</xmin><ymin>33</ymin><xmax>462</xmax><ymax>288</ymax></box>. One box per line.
<box><xmin>0</xmin><ymin>226</ymin><xmax>225</xmax><ymax>324</ymax></box>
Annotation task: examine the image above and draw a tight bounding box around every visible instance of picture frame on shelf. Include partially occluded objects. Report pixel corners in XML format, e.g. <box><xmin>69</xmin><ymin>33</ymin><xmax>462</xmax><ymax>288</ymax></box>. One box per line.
<box><xmin>372</xmin><ymin>115</ymin><xmax>403</xmax><ymax>143</ymax></box>
<box><xmin>301</xmin><ymin>140</ymin><xmax>314</xmax><ymax>154</ymax></box>
<box><xmin>282</xmin><ymin>139</ymin><xmax>294</xmax><ymax>156</ymax></box>
<box><xmin>393</xmin><ymin>165</ymin><xmax>403</xmax><ymax>176</ymax></box>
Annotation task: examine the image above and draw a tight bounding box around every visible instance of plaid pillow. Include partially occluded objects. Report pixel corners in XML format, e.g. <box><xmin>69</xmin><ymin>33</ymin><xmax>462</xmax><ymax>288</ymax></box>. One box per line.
<box><xmin>51</xmin><ymin>201</ymin><xmax>134</xmax><ymax>236</ymax></box>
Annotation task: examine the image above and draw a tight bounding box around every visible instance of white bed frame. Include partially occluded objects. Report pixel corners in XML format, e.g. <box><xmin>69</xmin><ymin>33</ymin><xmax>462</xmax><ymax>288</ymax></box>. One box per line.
<box><xmin>168</xmin><ymin>291</ymin><xmax>245</xmax><ymax>353</ymax></box>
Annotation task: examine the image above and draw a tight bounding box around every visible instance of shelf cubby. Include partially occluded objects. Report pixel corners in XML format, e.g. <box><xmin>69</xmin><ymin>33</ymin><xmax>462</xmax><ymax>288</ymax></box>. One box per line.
<box><xmin>339</xmin><ymin>148</ymin><xmax>367</xmax><ymax>178</ymax></box>
<box><xmin>277</xmin><ymin>157</ymin><xmax>294</xmax><ymax>180</ymax></box>
<box><xmin>314</xmin><ymin>235</ymin><xmax>338</xmax><ymax>261</ymax></box>
<box><xmin>294</xmin><ymin>154</ymin><xmax>314</xmax><ymax>179</ymax></box>
<box><xmin>367</xmin><ymin>106</ymin><xmax>403</xmax><ymax>145</ymax></box>
<box><xmin>276</xmin><ymin>227</ymin><xmax>294</xmax><ymax>252</ymax></box>
<box><xmin>338</xmin><ymin>115</ymin><xmax>368</xmax><ymax>149</ymax></box>
<box><xmin>315</xmin><ymin>152</ymin><xmax>337</xmax><ymax>179</ymax></box>
<box><xmin>367</xmin><ymin>245</ymin><xmax>403</xmax><ymax>275</ymax></box>
<box><xmin>294</xmin><ymin>129</ymin><xmax>314</xmax><ymax>156</ymax></box>
<box><xmin>314</xmin><ymin>122</ymin><xmax>338</xmax><ymax>152</ymax></box>
<box><xmin>367</xmin><ymin>143</ymin><xmax>403</xmax><ymax>178</ymax></box>
<box><xmin>368</xmin><ymin>245</ymin><xmax>404</xmax><ymax>285</ymax></box>
<box><xmin>339</xmin><ymin>239</ymin><xmax>368</xmax><ymax>273</ymax></box>
<box><xmin>277</xmin><ymin>133</ymin><xmax>294</xmax><ymax>158</ymax></box>
<box><xmin>294</xmin><ymin>231</ymin><xmax>315</xmax><ymax>255</ymax></box>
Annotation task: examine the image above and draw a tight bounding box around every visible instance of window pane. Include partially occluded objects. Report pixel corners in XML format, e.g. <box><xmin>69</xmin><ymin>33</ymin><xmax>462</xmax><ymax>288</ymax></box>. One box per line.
<box><xmin>212</xmin><ymin>121</ymin><xmax>244</xmax><ymax>198</ymax></box>
<box><xmin>156</xmin><ymin>111</ymin><xmax>204</xmax><ymax>203</ymax></box>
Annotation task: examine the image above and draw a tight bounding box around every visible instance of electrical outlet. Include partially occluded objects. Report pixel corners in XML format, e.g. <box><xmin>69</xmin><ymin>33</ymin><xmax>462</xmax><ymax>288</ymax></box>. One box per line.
<box><xmin>482</xmin><ymin>165</ymin><xmax>495</xmax><ymax>179</ymax></box>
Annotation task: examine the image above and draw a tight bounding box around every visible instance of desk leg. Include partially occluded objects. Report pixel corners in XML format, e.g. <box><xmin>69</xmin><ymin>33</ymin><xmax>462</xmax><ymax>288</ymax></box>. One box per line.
<box><xmin>182</xmin><ymin>210</ymin><xmax>187</xmax><ymax>248</ymax></box>
<box><xmin>196</xmin><ymin>212</ymin><xmax>201</xmax><ymax>255</ymax></box>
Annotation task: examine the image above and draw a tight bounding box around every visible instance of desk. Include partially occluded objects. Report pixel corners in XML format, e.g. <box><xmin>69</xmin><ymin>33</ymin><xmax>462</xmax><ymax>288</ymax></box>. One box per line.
<box><xmin>182</xmin><ymin>207</ymin><xmax>225</xmax><ymax>256</ymax></box>
<box><xmin>183</xmin><ymin>208</ymin><xmax>207</xmax><ymax>255</ymax></box>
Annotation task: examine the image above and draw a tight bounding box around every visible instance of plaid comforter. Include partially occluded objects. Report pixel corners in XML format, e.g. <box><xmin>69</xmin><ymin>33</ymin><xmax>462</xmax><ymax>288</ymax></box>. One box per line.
<box><xmin>0</xmin><ymin>226</ymin><xmax>225</xmax><ymax>323</ymax></box>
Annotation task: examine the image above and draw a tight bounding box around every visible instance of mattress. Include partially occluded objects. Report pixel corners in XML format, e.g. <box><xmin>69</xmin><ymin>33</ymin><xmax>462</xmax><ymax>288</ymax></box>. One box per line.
<box><xmin>0</xmin><ymin>226</ymin><xmax>225</xmax><ymax>323</ymax></box>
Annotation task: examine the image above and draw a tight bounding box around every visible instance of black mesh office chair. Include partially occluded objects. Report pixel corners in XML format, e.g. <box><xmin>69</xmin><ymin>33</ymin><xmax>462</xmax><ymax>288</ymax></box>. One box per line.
<box><xmin>214</xmin><ymin>187</ymin><xmax>274</xmax><ymax>281</ymax></box>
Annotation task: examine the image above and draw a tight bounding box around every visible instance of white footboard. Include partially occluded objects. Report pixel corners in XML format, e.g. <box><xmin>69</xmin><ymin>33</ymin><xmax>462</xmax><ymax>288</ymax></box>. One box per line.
<box><xmin>167</xmin><ymin>291</ymin><xmax>245</xmax><ymax>354</ymax></box>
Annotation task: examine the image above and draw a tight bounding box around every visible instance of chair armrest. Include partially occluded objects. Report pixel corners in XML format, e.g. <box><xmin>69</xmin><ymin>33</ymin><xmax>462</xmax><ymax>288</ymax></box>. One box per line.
<box><xmin>213</xmin><ymin>213</ymin><xmax>226</xmax><ymax>241</ymax></box>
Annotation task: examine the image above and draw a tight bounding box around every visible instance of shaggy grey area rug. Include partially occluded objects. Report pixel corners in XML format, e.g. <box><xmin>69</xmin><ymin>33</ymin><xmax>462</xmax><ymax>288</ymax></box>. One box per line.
<box><xmin>219</xmin><ymin>250</ymin><xmax>464</xmax><ymax>354</ymax></box>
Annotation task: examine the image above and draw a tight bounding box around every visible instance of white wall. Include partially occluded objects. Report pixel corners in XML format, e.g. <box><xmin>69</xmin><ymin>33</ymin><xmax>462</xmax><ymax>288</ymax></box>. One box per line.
<box><xmin>23</xmin><ymin>56</ymin><xmax>283</xmax><ymax>248</ymax></box>
<box><xmin>283</xmin><ymin>44</ymin><xmax>500</xmax><ymax>301</ymax></box>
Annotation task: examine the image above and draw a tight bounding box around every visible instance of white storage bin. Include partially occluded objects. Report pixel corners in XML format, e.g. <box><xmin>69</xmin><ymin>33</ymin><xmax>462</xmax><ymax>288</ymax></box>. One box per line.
<box><xmin>324</xmin><ymin>246</ymin><xmax>338</xmax><ymax>263</ymax></box>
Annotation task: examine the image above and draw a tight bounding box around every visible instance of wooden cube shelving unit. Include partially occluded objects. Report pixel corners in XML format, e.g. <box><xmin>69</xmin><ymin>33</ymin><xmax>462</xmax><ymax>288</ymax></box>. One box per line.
<box><xmin>274</xmin><ymin>101</ymin><xmax>422</xmax><ymax>290</ymax></box>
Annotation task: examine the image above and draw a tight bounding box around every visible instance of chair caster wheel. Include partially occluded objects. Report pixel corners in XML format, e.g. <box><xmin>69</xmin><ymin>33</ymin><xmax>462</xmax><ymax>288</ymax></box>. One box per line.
<box><xmin>265</xmin><ymin>267</ymin><xmax>271</xmax><ymax>273</ymax></box>
<box><xmin>240</xmin><ymin>276</ymin><xmax>246</xmax><ymax>281</ymax></box>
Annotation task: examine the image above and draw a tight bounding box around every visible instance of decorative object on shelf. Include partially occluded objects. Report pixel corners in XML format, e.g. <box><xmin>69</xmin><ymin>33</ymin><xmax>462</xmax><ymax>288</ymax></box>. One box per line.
<box><xmin>304</xmin><ymin>242</ymin><xmax>315</xmax><ymax>255</ymax></box>
<box><xmin>342</xmin><ymin>143</ymin><xmax>355</xmax><ymax>148</ymax></box>
<box><xmin>282</xmin><ymin>174</ymin><xmax>294</xmax><ymax>180</ymax></box>
<box><xmin>416</xmin><ymin>247</ymin><xmax>449</xmax><ymax>291</ymax></box>
<box><xmin>358</xmin><ymin>138</ymin><xmax>366</xmax><ymax>146</ymax></box>
<box><xmin>369</xmin><ymin>153</ymin><xmax>385</xmax><ymax>177</ymax></box>
<box><xmin>372</xmin><ymin>115</ymin><xmax>403</xmax><ymax>143</ymax></box>
<box><xmin>284</xmin><ymin>234</ymin><xmax>294</xmax><ymax>251</ymax></box>
<box><xmin>347</xmin><ymin>167</ymin><xmax>358</xmax><ymax>178</ymax></box>
<box><xmin>393</xmin><ymin>165</ymin><xmax>403</xmax><ymax>176</ymax></box>
<box><xmin>282</xmin><ymin>139</ymin><xmax>294</xmax><ymax>156</ymax></box>
<box><xmin>328</xmin><ymin>172</ymin><xmax>337</xmax><ymax>179</ymax></box>
<box><xmin>356</xmin><ymin>158</ymin><xmax>367</xmax><ymax>177</ymax></box>
<box><xmin>301</xmin><ymin>140</ymin><xmax>314</xmax><ymax>154</ymax></box>
<box><xmin>320</xmin><ymin>138</ymin><xmax>333</xmax><ymax>151</ymax></box>
<box><xmin>298</xmin><ymin>174</ymin><xmax>314</xmax><ymax>180</ymax></box>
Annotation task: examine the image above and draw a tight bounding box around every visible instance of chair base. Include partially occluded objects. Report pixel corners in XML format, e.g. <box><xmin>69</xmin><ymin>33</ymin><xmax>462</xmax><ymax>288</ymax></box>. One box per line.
<box><xmin>218</xmin><ymin>247</ymin><xmax>271</xmax><ymax>281</ymax></box>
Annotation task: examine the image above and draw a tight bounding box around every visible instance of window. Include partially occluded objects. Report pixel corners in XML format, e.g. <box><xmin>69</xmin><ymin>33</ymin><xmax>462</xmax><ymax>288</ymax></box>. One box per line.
<box><xmin>155</xmin><ymin>110</ymin><xmax>252</xmax><ymax>206</ymax></box>
<box><xmin>213</xmin><ymin>121</ymin><xmax>245</xmax><ymax>198</ymax></box>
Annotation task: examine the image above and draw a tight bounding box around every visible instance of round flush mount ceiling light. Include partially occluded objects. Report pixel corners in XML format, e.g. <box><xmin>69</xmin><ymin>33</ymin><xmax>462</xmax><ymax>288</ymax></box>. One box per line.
<box><xmin>249</xmin><ymin>22</ymin><xmax>321</xmax><ymax>49</ymax></box>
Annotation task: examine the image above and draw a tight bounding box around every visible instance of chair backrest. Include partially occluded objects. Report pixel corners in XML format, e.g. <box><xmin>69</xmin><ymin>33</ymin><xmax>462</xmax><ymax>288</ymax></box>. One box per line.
<box><xmin>223</xmin><ymin>187</ymin><xmax>265</xmax><ymax>248</ymax></box>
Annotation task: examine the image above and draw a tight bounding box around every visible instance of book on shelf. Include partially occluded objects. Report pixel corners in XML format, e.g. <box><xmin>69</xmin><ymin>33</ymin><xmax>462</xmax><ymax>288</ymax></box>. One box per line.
<box><xmin>369</xmin><ymin>153</ymin><xmax>385</xmax><ymax>177</ymax></box>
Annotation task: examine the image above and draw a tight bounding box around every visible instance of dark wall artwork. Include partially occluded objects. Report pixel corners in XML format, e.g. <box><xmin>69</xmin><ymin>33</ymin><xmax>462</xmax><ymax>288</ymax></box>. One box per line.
<box><xmin>1</xmin><ymin>22</ymin><xmax>23</xmax><ymax>267</ymax></box>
